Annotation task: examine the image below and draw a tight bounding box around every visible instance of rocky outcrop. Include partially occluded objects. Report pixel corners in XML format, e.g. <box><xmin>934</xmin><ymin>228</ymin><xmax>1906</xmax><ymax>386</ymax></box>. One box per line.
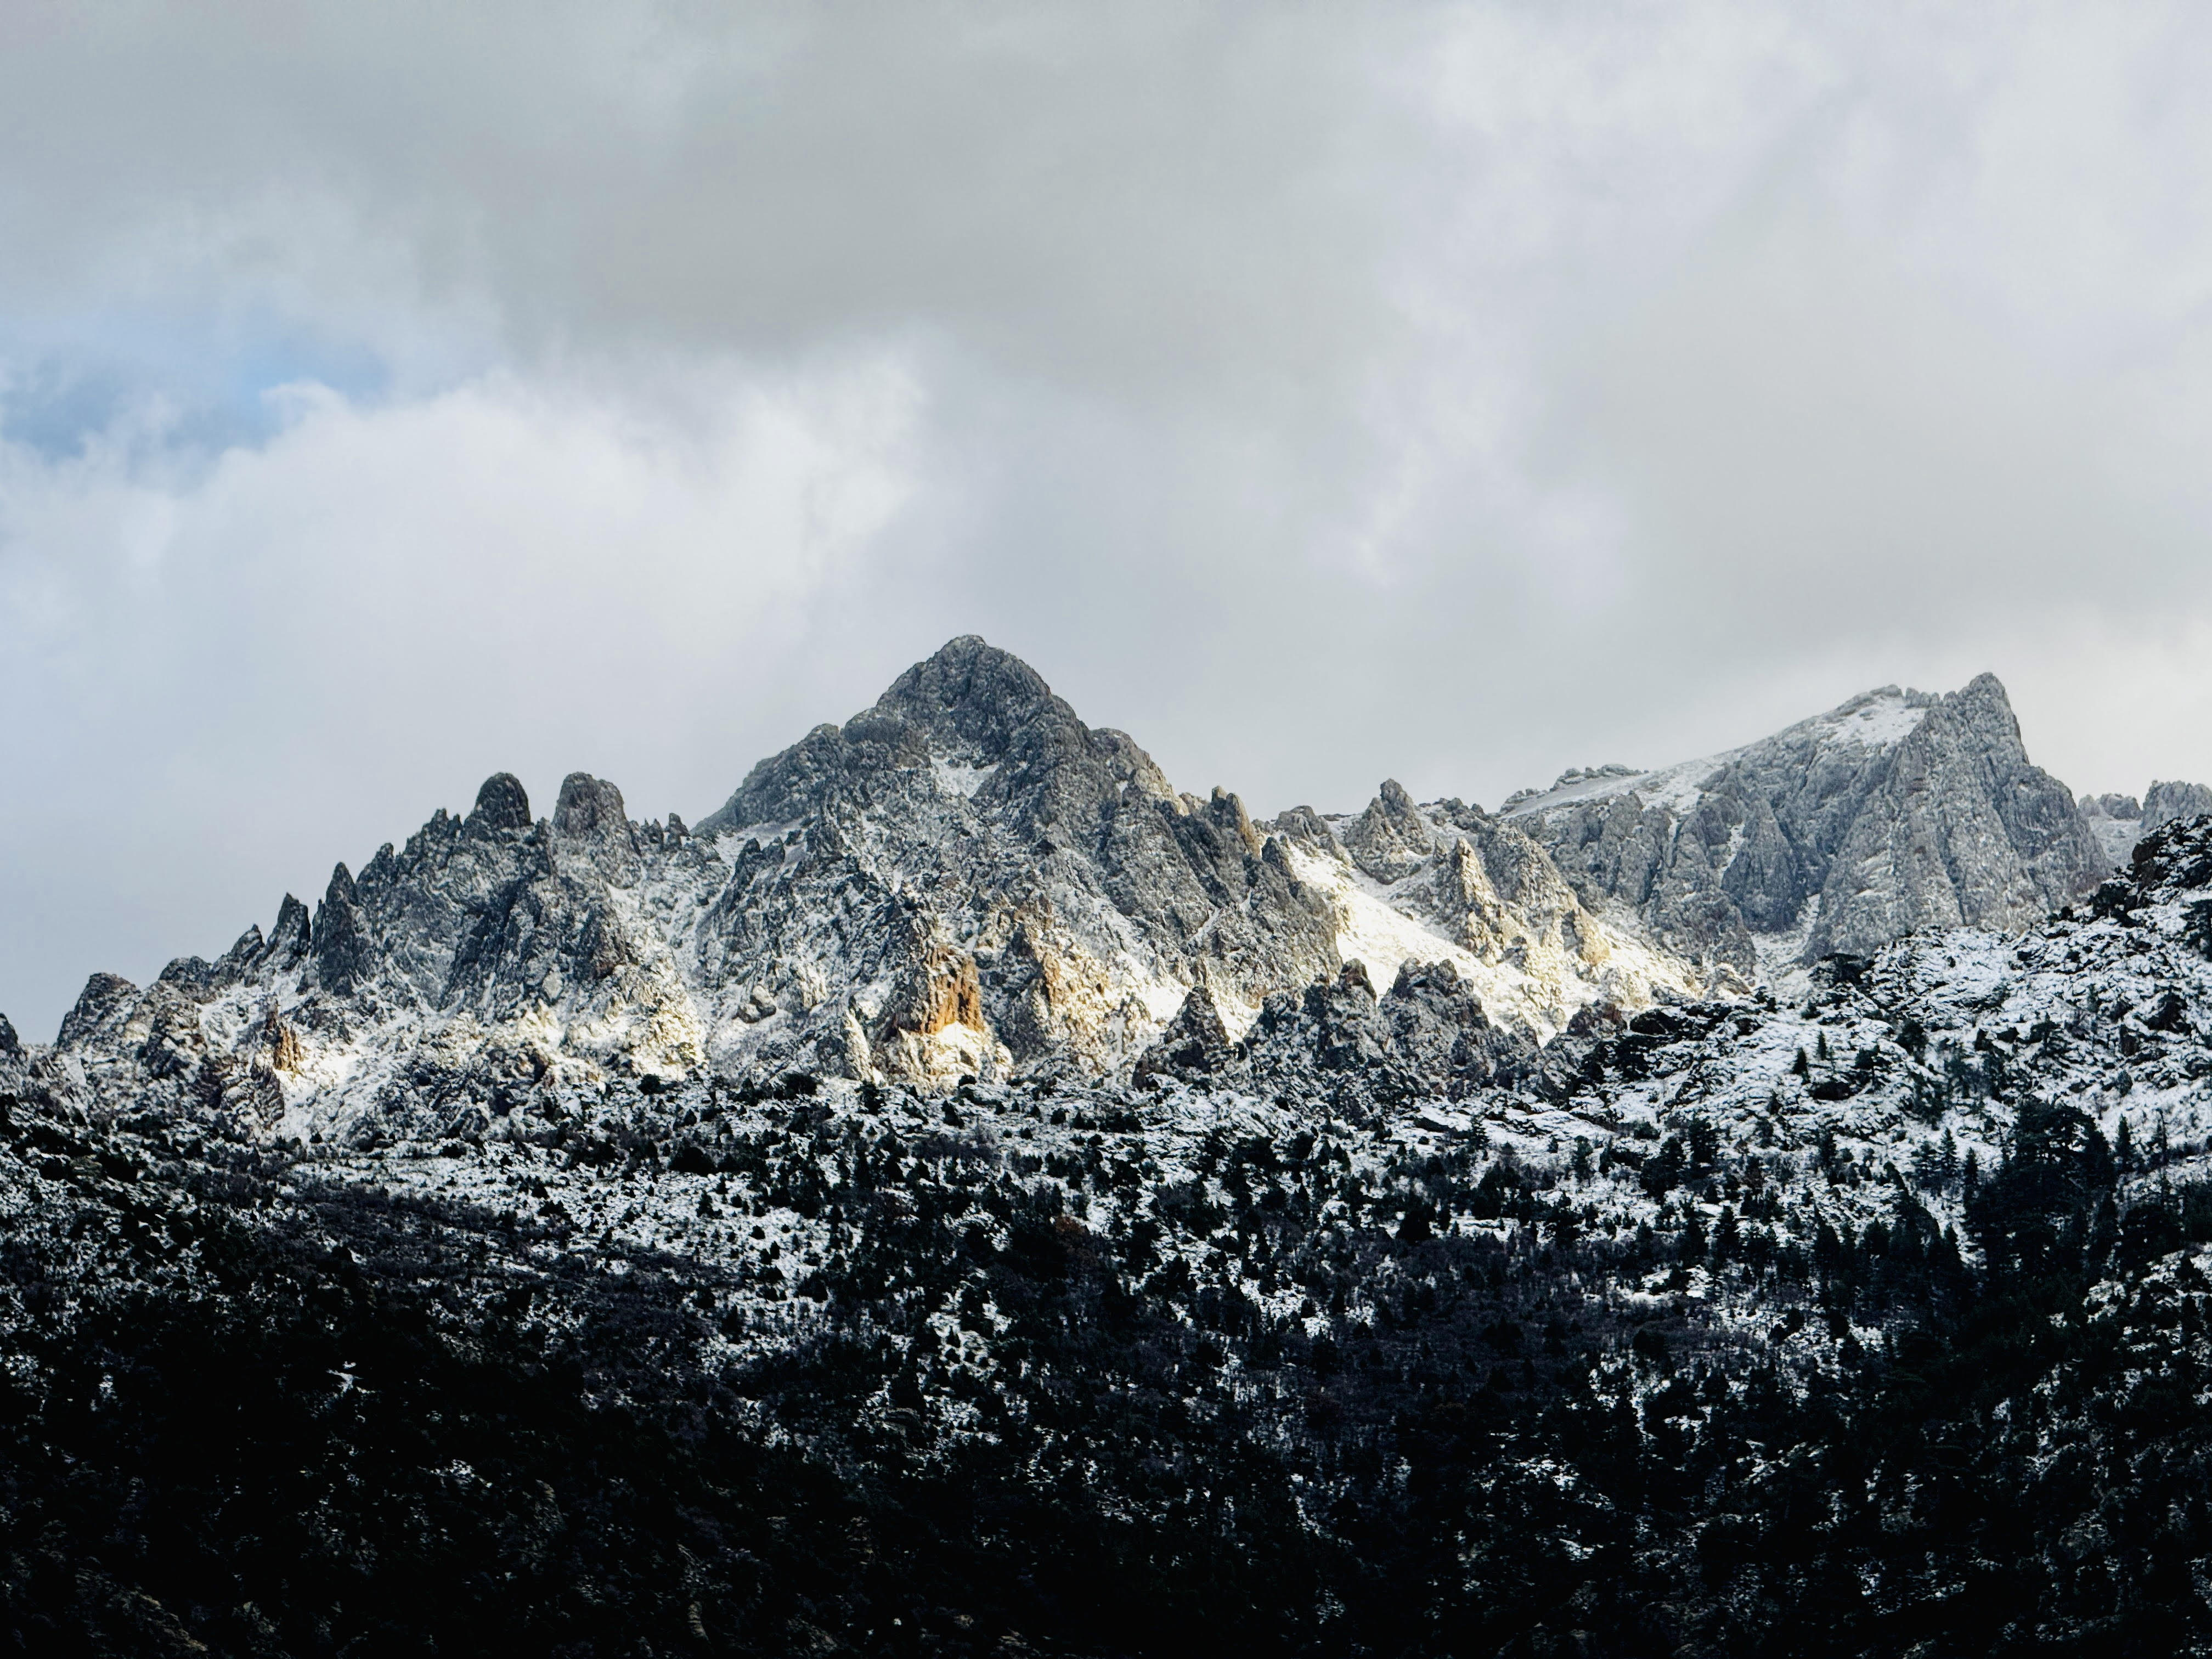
<box><xmin>1133</xmin><ymin>955</ymin><xmax>1535</xmax><ymax>1107</ymax></box>
<box><xmin>2102</xmin><ymin>811</ymin><xmax>2212</xmax><ymax>918</ymax></box>
<box><xmin>2076</xmin><ymin>782</ymin><xmax>2211</xmax><ymax>870</ymax></box>
<box><xmin>1505</xmin><ymin>676</ymin><xmax>2101</xmax><ymax>967</ymax></box>
<box><xmin>1807</xmin><ymin>675</ymin><xmax>2100</xmax><ymax>957</ymax></box>
<box><xmin>2145</xmin><ymin>781</ymin><xmax>2212</xmax><ymax>834</ymax></box>
<box><xmin>58</xmin><ymin>972</ymin><xmax>141</xmax><ymax>1049</ymax></box>
<box><xmin>1340</xmin><ymin>779</ymin><xmax>1438</xmax><ymax>883</ymax></box>
<box><xmin>27</xmin><ymin>638</ymin><xmax>2180</xmax><ymax>1168</ymax></box>
<box><xmin>1264</xmin><ymin>786</ymin><xmax>1713</xmax><ymax>1036</ymax></box>
<box><xmin>1133</xmin><ymin>981</ymin><xmax>1239</xmax><ymax>1084</ymax></box>
<box><xmin>40</xmin><ymin>636</ymin><xmax>1706</xmax><ymax>1144</ymax></box>
<box><xmin>1235</xmin><ymin>958</ymin><xmax>1533</xmax><ymax>1107</ymax></box>
<box><xmin>554</xmin><ymin>772</ymin><xmax>642</xmax><ymax>885</ymax></box>
<box><xmin>0</xmin><ymin>1012</ymin><xmax>22</xmax><ymax>1097</ymax></box>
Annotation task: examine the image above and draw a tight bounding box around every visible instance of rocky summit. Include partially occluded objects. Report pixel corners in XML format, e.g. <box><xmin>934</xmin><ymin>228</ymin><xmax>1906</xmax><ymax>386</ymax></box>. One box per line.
<box><xmin>36</xmin><ymin>636</ymin><xmax>1712</xmax><ymax>1152</ymax></box>
<box><xmin>1504</xmin><ymin>675</ymin><xmax>2109</xmax><ymax>972</ymax></box>
<box><xmin>2083</xmin><ymin>780</ymin><xmax>2212</xmax><ymax>868</ymax></box>
<box><xmin>6</xmin><ymin>639</ymin><xmax>2212</xmax><ymax>1656</ymax></box>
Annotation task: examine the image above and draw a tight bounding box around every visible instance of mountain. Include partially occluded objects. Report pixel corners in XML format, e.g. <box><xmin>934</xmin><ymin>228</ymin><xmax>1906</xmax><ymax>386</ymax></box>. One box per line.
<box><xmin>1500</xmin><ymin>674</ymin><xmax>2102</xmax><ymax>972</ymax></box>
<box><xmin>38</xmin><ymin>637</ymin><xmax>1704</xmax><ymax>1152</ymax></box>
<box><xmin>2082</xmin><ymin>779</ymin><xmax>2212</xmax><ymax>866</ymax></box>
<box><xmin>2151</xmin><ymin>778</ymin><xmax>2212</xmax><ymax>831</ymax></box>
<box><xmin>3</xmin><ymin>789</ymin><xmax>2211</xmax><ymax>1653</ymax></box>
<box><xmin>5</xmin><ymin>639</ymin><xmax>2212</xmax><ymax>1652</ymax></box>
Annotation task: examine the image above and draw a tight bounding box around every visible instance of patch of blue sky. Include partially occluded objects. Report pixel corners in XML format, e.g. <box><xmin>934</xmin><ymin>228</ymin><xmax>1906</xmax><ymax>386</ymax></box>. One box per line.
<box><xmin>0</xmin><ymin>310</ymin><xmax>390</xmax><ymax>461</ymax></box>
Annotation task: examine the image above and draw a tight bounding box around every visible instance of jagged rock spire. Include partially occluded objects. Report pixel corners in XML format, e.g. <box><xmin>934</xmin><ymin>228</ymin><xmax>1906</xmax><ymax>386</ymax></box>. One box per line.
<box><xmin>466</xmin><ymin>772</ymin><xmax>532</xmax><ymax>836</ymax></box>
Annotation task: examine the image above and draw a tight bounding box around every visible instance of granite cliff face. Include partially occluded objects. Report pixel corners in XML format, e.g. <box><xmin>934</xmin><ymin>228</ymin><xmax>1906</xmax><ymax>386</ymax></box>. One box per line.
<box><xmin>34</xmin><ymin>637</ymin><xmax>1701</xmax><ymax>1147</ymax></box>
<box><xmin>1502</xmin><ymin>674</ymin><xmax>2102</xmax><ymax>970</ymax></box>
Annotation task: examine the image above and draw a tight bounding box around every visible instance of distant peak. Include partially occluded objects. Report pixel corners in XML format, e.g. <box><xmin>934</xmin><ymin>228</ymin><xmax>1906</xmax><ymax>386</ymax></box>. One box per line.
<box><xmin>891</xmin><ymin>635</ymin><xmax>1049</xmax><ymax>704</ymax></box>
<box><xmin>555</xmin><ymin>773</ymin><xmax>628</xmax><ymax>838</ymax></box>
<box><xmin>1934</xmin><ymin>672</ymin><xmax>2022</xmax><ymax>743</ymax></box>
<box><xmin>2145</xmin><ymin>780</ymin><xmax>2212</xmax><ymax>832</ymax></box>
<box><xmin>58</xmin><ymin>972</ymin><xmax>137</xmax><ymax>1047</ymax></box>
<box><xmin>873</xmin><ymin>636</ymin><xmax>1062</xmax><ymax>755</ymax></box>
<box><xmin>467</xmin><ymin>773</ymin><xmax>532</xmax><ymax>836</ymax></box>
<box><xmin>699</xmin><ymin>635</ymin><xmax>1135</xmax><ymax>835</ymax></box>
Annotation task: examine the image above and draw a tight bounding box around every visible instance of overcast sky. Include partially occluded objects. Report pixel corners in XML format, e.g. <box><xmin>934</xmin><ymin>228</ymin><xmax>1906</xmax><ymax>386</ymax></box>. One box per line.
<box><xmin>5</xmin><ymin>2</ymin><xmax>2212</xmax><ymax>1037</ymax></box>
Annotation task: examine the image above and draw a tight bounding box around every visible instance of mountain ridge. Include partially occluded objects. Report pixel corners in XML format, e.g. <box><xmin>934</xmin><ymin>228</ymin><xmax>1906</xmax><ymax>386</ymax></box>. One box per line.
<box><xmin>5</xmin><ymin>641</ymin><xmax>2212</xmax><ymax>1652</ymax></box>
<box><xmin>10</xmin><ymin>640</ymin><xmax>2181</xmax><ymax>1152</ymax></box>
<box><xmin>24</xmin><ymin>638</ymin><xmax>1709</xmax><ymax>1149</ymax></box>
